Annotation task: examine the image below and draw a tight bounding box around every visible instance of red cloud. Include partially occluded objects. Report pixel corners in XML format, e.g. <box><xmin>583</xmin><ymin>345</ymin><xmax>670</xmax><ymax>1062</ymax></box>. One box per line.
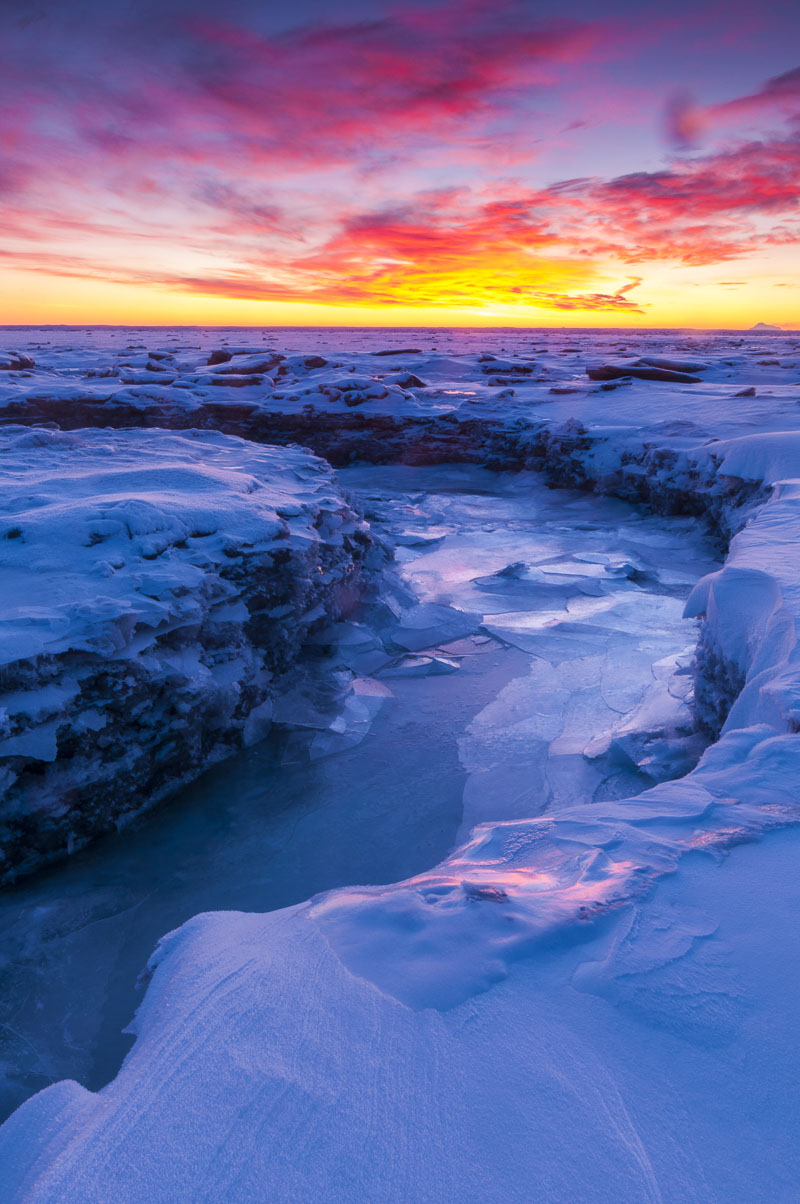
<box><xmin>526</xmin><ymin>279</ymin><xmax>644</xmax><ymax>312</ymax></box>
<box><xmin>178</xmin><ymin>195</ymin><xmax>579</xmax><ymax>308</ymax></box>
<box><xmin>168</xmin><ymin>125</ymin><xmax>800</xmax><ymax>304</ymax></box>
<box><xmin>5</xmin><ymin>128</ymin><xmax>796</xmax><ymax>309</ymax></box>
<box><xmin>549</xmin><ymin>133</ymin><xmax>800</xmax><ymax>265</ymax></box>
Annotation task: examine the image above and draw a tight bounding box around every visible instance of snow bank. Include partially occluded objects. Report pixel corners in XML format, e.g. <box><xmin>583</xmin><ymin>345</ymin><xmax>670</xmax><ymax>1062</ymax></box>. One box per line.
<box><xmin>2</xmin><ymin>737</ymin><xmax>799</xmax><ymax>1201</ymax></box>
<box><xmin>0</xmin><ymin>427</ymin><xmax>373</xmax><ymax>881</ymax></box>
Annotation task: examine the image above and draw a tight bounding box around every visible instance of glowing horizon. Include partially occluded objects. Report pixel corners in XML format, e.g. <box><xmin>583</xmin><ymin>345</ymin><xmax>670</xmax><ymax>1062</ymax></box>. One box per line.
<box><xmin>1</xmin><ymin>0</ymin><xmax>798</xmax><ymax>328</ymax></box>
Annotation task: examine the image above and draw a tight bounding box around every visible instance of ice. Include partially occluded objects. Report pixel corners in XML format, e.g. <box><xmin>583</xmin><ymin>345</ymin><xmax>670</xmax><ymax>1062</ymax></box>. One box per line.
<box><xmin>0</xmin><ymin>427</ymin><xmax>376</xmax><ymax>882</ymax></box>
<box><xmin>3</xmin><ymin>327</ymin><xmax>800</xmax><ymax>1200</ymax></box>
<box><xmin>380</xmin><ymin>654</ymin><xmax>461</xmax><ymax>676</ymax></box>
<box><xmin>4</xmin><ymin>329</ymin><xmax>800</xmax><ymax>477</ymax></box>
<box><xmin>389</xmin><ymin>602</ymin><xmax>483</xmax><ymax>651</ymax></box>
<box><xmin>0</xmin><ymin>460</ymin><xmax>716</xmax><ymax>1127</ymax></box>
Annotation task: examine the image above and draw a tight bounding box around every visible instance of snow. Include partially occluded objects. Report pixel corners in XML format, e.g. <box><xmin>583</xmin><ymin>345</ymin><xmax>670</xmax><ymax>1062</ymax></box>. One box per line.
<box><xmin>705</xmin><ymin>430</ymin><xmax>800</xmax><ymax>486</ymax></box>
<box><xmin>2</xmin><ymin>328</ymin><xmax>800</xmax><ymax>458</ymax></box>
<box><xmin>0</xmin><ymin>426</ymin><xmax>374</xmax><ymax>881</ymax></box>
<box><xmin>1</xmin><ymin>327</ymin><xmax>800</xmax><ymax>1201</ymax></box>
<box><xmin>4</xmin><ymin>826</ymin><xmax>800</xmax><ymax>1202</ymax></box>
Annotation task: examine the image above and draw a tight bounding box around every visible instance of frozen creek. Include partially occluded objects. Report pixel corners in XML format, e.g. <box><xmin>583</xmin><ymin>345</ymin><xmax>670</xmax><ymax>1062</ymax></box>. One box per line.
<box><xmin>0</xmin><ymin>464</ymin><xmax>717</xmax><ymax>1122</ymax></box>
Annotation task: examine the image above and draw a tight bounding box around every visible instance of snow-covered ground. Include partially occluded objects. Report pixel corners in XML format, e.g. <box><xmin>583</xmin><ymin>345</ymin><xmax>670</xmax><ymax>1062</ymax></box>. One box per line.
<box><xmin>1</xmin><ymin>325</ymin><xmax>797</xmax><ymax>542</ymax></box>
<box><xmin>1</xmin><ymin>327</ymin><xmax>800</xmax><ymax>1202</ymax></box>
<box><xmin>0</xmin><ymin>426</ymin><xmax>375</xmax><ymax>882</ymax></box>
<box><xmin>1</xmin><ymin>327</ymin><xmax>799</xmax><ymax>465</ymax></box>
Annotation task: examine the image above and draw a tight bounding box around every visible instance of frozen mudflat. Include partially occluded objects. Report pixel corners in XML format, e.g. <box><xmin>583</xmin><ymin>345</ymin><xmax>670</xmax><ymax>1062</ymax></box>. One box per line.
<box><xmin>1</xmin><ymin>328</ymin><xmax>800</xmax><ymax>1202</ymax></box>
<box><xmin>2</xmin><ymin>326</ymin><xmax>800</xmax><ymax>463</ymax></box>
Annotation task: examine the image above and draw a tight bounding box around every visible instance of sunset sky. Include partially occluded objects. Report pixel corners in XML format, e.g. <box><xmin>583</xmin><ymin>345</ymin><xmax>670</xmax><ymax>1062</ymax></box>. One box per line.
<box><xmin>1</xmin><ymin>0</ymin><xmax>798</xmax><ymax>327</ymax></box>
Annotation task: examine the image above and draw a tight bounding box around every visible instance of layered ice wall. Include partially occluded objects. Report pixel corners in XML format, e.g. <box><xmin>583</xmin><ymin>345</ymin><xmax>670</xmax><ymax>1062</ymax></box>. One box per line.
<box><xmin>686</xmin><ymin>434</ymin><xmax>800</xmax><ymax>736</ymax></box>
<box><xmin>0</xmin><ymin>427</ymin><xmax>373</xmax><ymax>882</ymax></box>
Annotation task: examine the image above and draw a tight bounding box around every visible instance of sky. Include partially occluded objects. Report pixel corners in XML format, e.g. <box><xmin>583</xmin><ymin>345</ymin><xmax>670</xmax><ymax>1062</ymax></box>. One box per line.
<box><xmin>1</xmin><ymin>0</ymin><xmax>798</xmax><ymax>327</ymax></box>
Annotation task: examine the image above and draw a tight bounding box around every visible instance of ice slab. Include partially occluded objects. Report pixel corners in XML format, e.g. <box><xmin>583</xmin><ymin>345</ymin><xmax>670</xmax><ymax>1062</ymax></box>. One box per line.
<box><xmin>0</xmin><ymin>427</ymin><xmax>374</xmax><ymax>881</ymax></box>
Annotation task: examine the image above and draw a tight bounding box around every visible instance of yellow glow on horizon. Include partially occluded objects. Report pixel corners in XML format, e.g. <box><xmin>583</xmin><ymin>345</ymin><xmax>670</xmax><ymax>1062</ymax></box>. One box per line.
<box><xmin>1</xmin><ymin>266</ymin><xmax>797</xmax><ymax>330</ymax></box>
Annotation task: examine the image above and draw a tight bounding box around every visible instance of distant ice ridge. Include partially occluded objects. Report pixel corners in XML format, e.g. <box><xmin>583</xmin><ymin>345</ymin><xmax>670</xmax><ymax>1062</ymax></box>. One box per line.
<box><xmin>1</xmin><ymin>329</ymin><xmax>799</xmax><ymax>482</ymax></box>
<box><xmin>0</xmin><ymin>427</ymin><xmax>376</xmax><ymax>882</ymax></box>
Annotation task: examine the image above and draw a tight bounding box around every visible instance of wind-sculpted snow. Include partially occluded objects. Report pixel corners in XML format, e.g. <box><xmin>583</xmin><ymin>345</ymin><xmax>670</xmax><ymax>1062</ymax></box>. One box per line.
<box><xmin>0</xmin><ymin>427</ymin><xmax>374</xmax><ymax>882</ymax></box>
<box><xmin>2</xmin><ymin>328</ymin><xmax>800</xmax><ymax>1201</ymax></box>
<box><xmin>313</xmin><ymin>732</ymin><xmax>799</xmax><ymax>1013</ymax></box>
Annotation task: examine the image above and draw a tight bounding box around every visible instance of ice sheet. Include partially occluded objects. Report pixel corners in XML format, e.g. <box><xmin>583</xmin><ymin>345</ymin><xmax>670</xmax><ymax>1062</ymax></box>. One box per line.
<box><xmin>3</xmin><ymin>327</ymin><xmax>800</xmax><ymax>1201</ymax></box>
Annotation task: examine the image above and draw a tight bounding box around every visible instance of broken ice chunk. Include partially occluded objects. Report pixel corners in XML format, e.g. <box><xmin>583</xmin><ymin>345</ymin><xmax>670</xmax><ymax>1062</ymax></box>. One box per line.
<box><xmin>584</xmin><ymin>675</ymin><xmax>706</xmax><ymax>782</ymax></box>
<box><xmin>390</xmin><ymin>603</ymin><xmax>482</xmax><ymax>651</ymax></box>
<box><xmin>380</xmin><ymin>655</ymin><xmax>460</xmax><ymax>677</ymax></box>
<box><xmin>472</xmin><ymin>562</ymin><xmax>547</xmax><ymax>587</ymax></box>
<box><xmin>394</xmin><ymin>529</ymin><xmax>448</xmax><ymax>548</ymax></box>
<box><xmin>307</xmin><ymin>678</ymin><xmax>393</xmax><ymax>759</ymax></box>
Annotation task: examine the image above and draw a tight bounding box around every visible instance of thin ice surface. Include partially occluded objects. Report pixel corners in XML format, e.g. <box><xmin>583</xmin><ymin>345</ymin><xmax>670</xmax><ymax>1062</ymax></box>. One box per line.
<box><xmin>345</xmin><ymin>465</ymin><xmax>713</xmax><ymax>832</ymax></box>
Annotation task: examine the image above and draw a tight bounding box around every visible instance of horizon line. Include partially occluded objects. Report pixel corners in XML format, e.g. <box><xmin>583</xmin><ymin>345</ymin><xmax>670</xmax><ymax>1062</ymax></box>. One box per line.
<box><xmin>0</xmin><ymin>323</ymin><xmax>795</xmax><ymax>333</ymax></box>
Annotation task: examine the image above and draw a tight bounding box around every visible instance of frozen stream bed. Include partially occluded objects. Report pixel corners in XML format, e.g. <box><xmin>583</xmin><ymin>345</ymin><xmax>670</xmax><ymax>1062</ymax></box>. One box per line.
<box><xmin>0</xmin><ymin>466</ymin><xmax>717</xmax><ymax>1123</ymax></box>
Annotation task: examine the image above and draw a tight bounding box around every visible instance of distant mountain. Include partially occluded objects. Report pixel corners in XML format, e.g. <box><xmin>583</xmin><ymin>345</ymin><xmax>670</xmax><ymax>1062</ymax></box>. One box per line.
<box><xmin>749</xmin><ymin>322</ymin><xmax>783</xmax><ymax>332</ymax></box>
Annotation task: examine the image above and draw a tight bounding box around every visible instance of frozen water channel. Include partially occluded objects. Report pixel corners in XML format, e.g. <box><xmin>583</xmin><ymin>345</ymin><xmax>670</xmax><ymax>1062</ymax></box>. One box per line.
<box><xmin>0</xmin><ymin>466</ymin><xmax>718</xmax><ymax>1121</ymax></box>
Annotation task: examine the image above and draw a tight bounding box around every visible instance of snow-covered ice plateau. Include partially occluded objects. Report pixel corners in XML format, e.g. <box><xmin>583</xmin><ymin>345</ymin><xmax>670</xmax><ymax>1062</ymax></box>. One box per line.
<box><xmin>1</xmin><ymin>326</ymin><xmax>800</xmax><ymax>1203</ymax></box>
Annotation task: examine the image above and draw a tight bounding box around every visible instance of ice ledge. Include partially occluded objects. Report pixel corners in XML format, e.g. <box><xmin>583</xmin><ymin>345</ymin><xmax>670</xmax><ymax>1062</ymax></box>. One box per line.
<box><xmin>0</xmin><ymin>426</ymin><xmax>375</xmax><ymax>882</ymax></box>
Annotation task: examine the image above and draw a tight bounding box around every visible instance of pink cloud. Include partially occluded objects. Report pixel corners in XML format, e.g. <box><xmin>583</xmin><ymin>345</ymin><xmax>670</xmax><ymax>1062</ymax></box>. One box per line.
<box><xmin>548</xmin><ymin>132</ymin><xmax>800</xmax><ymax>265</ymax></box>
<box><xmin>710</xmin><ymin>65</ymin><xmax>800</xmax><ymax>124</ymax></box>
<box><xmin>665</xmin><ymin>64</ymin><xmax>800</xmax><ymax>149</ymax></box>
<box><xmin>0</xmin><ymin>1</ymin><xmax>608</xmax><ymax>192</ymax></box>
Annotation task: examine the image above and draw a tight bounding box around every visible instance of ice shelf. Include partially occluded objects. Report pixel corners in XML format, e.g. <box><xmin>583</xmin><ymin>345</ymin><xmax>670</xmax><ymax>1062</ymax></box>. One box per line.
<box><xmin>0</xmin><ymin>426</ymin><xmax>375</xmax><ymax>882</ymax></box>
